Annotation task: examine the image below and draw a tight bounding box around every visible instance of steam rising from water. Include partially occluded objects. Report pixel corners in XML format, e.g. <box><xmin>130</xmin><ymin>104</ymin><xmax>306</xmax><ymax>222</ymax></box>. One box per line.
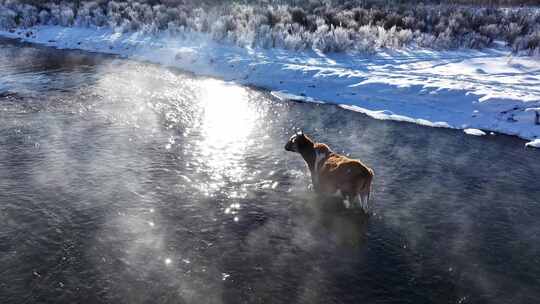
<box><xmin>1</xmin><ymin>39</ymin><xmax>540</xmax><ymax>304</ymax></box>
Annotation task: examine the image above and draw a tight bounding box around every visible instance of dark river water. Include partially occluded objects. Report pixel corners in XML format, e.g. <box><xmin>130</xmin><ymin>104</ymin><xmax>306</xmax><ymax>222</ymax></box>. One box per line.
<box><xmin>1</xmin><ymin>37</ymin><xmax>540</xmax><ymax>304</ymax></box>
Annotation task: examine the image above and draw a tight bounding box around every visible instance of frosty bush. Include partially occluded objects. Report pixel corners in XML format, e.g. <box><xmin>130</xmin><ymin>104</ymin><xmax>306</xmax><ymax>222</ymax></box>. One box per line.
<box><xmin>479</xmin><ymin>24</ymin><xmax>498</xmax><ymax>41</ymax></box>
<box><xmin>0</xmin><ymin>8</ymin><xmax>17</xmax><ymax>29</ymax></box>
<box><xmin>313</xmin><ymin>25</ymin><xmax>353</xmax><ymax>52</ymax></box>
<box><xmin>290</xmin><ymin>7</ymin><xmax>308</xmax><ymax>27</ymax></box>
<box><xmin>1</xmin><ymin>0</ymin><xmax>540</xmax><ymax>54</ymax></box>
<box><xmin>38</xmin><ymin>10</ymin><xmax>50</xmax><ymax>25</ymax></box>
<box><xmin>59</xmin><ymin>6</ymin><xmax>74</xmax><ymax>26</ymax></box>
<box><xmin>283</xmin><ymin>31</ymin><xmax>306</xmax><ymax>51</ymax></box>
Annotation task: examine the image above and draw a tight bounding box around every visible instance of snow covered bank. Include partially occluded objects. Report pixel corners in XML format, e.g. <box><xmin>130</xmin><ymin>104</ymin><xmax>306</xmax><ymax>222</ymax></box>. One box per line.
<box><xmin>2</xmin><ymin>26</ymin><xmax>540</xmax><ymax>147</ymax></box>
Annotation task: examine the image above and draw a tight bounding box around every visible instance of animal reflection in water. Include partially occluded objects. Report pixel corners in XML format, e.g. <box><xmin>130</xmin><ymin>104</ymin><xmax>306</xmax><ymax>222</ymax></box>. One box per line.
<box><xmin>300</xmin><ymin>194</ymin><xmax>371</xmax><ymax>246</ymax></box>
<box><xmin>285</xmin><ymin>132</ymin><xmax>374</xmax><ymax>212</ymax></box>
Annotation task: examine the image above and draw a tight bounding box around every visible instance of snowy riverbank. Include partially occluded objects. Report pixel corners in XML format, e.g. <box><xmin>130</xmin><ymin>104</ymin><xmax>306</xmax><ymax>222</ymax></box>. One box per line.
<box><xmin>2</xmin><ymin>25</ymin><xmax>540</xmax><ymax>146</ymax></box>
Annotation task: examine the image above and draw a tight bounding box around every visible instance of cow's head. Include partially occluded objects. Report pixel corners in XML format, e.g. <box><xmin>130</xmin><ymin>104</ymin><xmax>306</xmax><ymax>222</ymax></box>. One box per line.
<box><xmin>285</xmin><ymin>131</ymin><xmax>313</xmax><ymax>153</ymax></box>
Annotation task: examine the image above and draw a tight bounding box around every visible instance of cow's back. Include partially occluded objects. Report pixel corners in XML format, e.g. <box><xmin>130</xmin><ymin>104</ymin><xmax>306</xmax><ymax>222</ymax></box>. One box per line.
<box><xmin>319</xmin><ymin>154</ymin><xmax>371</xmax><ymax>191</ymax></box>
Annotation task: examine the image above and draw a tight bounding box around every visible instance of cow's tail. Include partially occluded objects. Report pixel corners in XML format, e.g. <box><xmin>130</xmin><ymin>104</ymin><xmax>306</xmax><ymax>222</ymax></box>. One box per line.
<box><xmin>365</xmin><ymin>168</ymin><xmax>374</xmax><ymax>202</ymax></box>
<box><xmin>356</xmin><ymin>168</ymin><xmax>374</xmax><ymax>210</ymax></box>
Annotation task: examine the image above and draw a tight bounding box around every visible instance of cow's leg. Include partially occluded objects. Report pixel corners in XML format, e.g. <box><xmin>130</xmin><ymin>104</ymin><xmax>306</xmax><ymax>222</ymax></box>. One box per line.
<box><xmin>363</xmin><ymin>195</ymin><xmax>369</xmax><ymax>212</ymax></box>
<box><xmin>310</xmin><ymin>175</ymin><xmax>320</xmax><ymax>193</ymax></box>
<box><xmin>341</xmin><ymin>191</ymin><xmax>353</xmax><ymax>209</ymax></box>
<box><xmin>357</xmin><ymin>193</ymin><xmax>368</xmax><ymax>213</ymax></box>
<box><xmin>343</xmin><ymin>196</ymin><xmax>351</xmax><ymax>209</ymax></box>
<box><xmin>358</xmin><ymin>194</ymin><xmax>365</xmax><ymax>210</ymax></box>
<box><xmin>354</xmin><ymin>175</ymin><xmax>372</xmax><ymax>213</ymax></box>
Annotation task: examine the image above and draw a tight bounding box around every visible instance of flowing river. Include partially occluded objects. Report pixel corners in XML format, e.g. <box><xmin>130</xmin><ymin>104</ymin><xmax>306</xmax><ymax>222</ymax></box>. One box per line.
<box><xmin>1</xmin><ymin>37</ymin><xmax>539</xmax><ymax>304</ymax></box>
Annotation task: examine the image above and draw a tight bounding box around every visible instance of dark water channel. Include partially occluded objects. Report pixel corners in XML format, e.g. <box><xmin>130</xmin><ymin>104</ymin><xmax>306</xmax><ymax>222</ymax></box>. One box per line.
<box><xmin>1</xmin><ymin>37</ymin><xmax>539</xmax><ymax>304</ymax></box>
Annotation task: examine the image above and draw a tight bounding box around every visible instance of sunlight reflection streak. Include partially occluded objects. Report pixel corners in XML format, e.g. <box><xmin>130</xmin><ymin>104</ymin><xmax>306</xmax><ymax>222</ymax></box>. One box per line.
<box><xmin>198</xmin><ymin>79</ymin><xmax>257</xmax><ymax>185</ymax></box>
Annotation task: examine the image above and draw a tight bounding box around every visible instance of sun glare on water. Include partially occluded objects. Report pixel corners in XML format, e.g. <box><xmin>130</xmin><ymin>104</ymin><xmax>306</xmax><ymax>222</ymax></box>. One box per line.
<box><xmin>199</xmin><ymin>79</ymin><xmax>256</xmax><ymax>148</ymax></box>
<box><xmin>197</xmin><ymin>79</ymin><xmax>258</xmax><ymax>184</ymax></box>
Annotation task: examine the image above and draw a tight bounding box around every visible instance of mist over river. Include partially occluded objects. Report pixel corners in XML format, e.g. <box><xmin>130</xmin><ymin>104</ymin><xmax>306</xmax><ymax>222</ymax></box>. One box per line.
<box><xmin>1</xmin><ymin>37</ymin><xmax>539</xmax><ymax>304</ymax></box>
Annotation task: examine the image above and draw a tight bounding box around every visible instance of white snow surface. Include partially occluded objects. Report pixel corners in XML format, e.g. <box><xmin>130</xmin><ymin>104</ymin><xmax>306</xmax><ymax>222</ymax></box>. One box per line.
<box><xmin>464</xmin><ymin>128</ymin><xmax>487</xmax><ymax>136</ymax></box>
<box><xmin>2</xmin><ymin>26</ymin><xmax>540</xmax><ymax>142</ymax></box>
<box><xmin>525</xmin><ymin>139</ymin><xmax>540</xmax><ymax>148</ymax></box>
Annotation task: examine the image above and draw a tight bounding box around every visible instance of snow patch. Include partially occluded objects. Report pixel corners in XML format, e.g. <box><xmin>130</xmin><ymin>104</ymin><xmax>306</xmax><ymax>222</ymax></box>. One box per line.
<box><xmin>271</xmin><ymin>91</ymin><xmax>323</xmax><ymax>104</ymax></box>
<box><xmin>464</xmin><ymin>128</ymin><xmax>487</xmax><ymax>136</ymax></box>
<box><xmin>339</xmin><ymin>104</ymin><xmax>452</xmax><ymax>128</ymax></box>
<box><xmin>525</xmin><ymin>139</ymin><xmax>540</xmax><ymax>148</ymax></box>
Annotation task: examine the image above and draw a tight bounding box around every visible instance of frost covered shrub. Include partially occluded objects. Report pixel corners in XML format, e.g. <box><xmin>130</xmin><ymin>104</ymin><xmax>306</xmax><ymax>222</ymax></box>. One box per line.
<box><xmin>515</xmin><ymin>30</ymin><xmax>540</xmax><ymax>54</ymax></box>
<box><xmin>290</xmin><ymin>7</ymin><xmax>308</xmax><ymax>27</ymax></box>
<box><xmin>462</xmin><ymin>32</ymin><xmax>491</xmax><ymax>49</ymax></box>
<box><xmin>283</xmin><ymin>31</ymin><xmax>306</xmax><ymax>51</ymax></box>
<box><xmin>47</xmin><ymin>5</ymin><xmax>75</xmax><ymax>26</ymax></box>
<box><xmin>383</xmin><ymin>13</ymin><xmax>404</xmax><ymax>30</ymax></box>
<box><xmin>1</xmin><ymin>0</ymin><xmax>540</xmax><ymax>54</ymax></box>
<box><xmin>0</xmin><ymin>8</ymin><xmax>17</xmax><ymax>29</ymax></box>
<box><xmin>526</xmin><ymin>31</ymin><xmax>540</xmax><ymax>50</ymax></box>
<box><xmin>352</xmin><ymin>8</ymin><xmax>370</xmax><ymax>26</ymax></box>
<box><xmin>330</xmin><ymin>27</ymin><xmax>353</xmax><ymax>52</ymax></box>
<box><xmin>435</xmin><ymin>28</ymin><xmax>459</xmax><ymax>49</ymax></box>
<box><xmin>209</xmin><ymin>18</ymin><xmax>227</xmax><ymax>41</ymax></box>
<box><xmin>270</xmin><ymin>23</ymin><xmax>307</xmax><ymax>51</ymax></box>
<box><xmin>416</xmin><ymin>32</ymin><xmax>437</xmax><ymax>48</ymax></box>
<box><xmin>18</xmin><ymin>4</ymin><xmax>38</xmax><ymax>27</ymax></box>
<box><xmin>479</xmin><ymin>24</ymin><xmax>499</xmax><ymax>41</ymax></box>
<box><xmin>254</xmin><ymin>24</ymin><xmax>273</xmax><ymax>48</ymax></box>
<box><xmin>60</xmin><ymin>7</ymin><xmax>74</xmax><ymax>26</ymax></box>
<box><xmin>504</xmin><ymin>22</ymin><xmax>522</xmax><ymax>45</ymax></box>
<box><xmin>154</xmin><ymin>7</ymin><xmax>177</xmax><ymax>30</ymax></box>
<box><xmin>75</xmin><ymin>1</ymin><xmax>108</xmax><ymax>28</ymax></box>
<box><xmin>374</xmin><ymin>25</ymin><xmax>408</xmax><ymax>49</ymax></box>
<box><xmin>38</xmin><ymin>10</ymin><xmax>50</xmax><ymax>25</ymax></box>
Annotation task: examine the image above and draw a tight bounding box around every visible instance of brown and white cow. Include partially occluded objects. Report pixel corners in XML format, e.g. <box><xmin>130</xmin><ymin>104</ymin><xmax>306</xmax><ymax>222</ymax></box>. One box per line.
<box><xmin>285</xmin><ymin>131</ymin><xmax>374</xmax><ymax>211</ymax></box>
